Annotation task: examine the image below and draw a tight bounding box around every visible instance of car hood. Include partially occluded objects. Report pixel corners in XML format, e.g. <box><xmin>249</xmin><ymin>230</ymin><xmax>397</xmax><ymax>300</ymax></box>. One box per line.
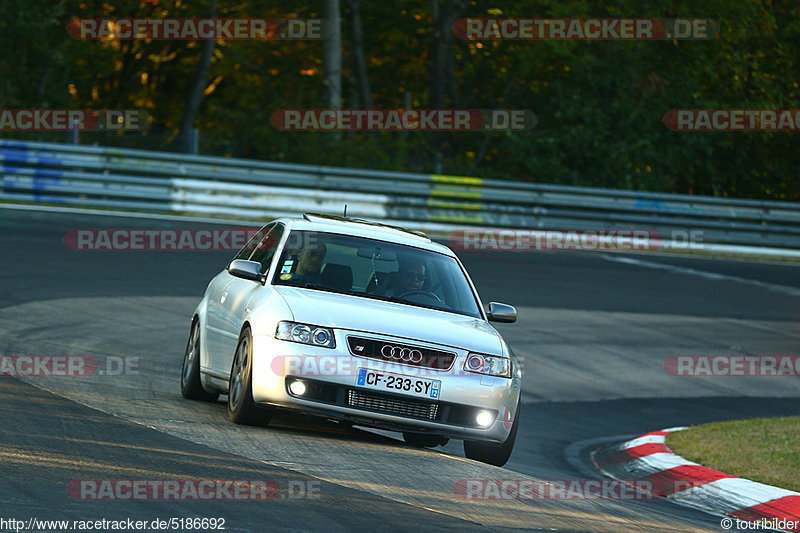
<box><xmin>274</xmin><ymin>286</ymin><xmax>503</xmax><ymax>355</ymax></box>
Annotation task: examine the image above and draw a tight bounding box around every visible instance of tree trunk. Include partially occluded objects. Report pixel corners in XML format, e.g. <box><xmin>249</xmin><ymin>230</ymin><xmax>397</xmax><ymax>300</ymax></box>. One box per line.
<box><xmin>174</xmin><ymin>0</ymin><xmax>217</xmax><ymax>153</ymax></box>
<box><xmin>430</xmin><ymin>0</ymin><xmax>466</xmax><ymax>109</ymax></box>
<box><xmin>346</xmin><ymin>0</ymin><xmax>372</xmax><ymax>109</ymax></box>
<box><xmin>323</xmin><ymin>0</ymin><xmax>342</xmax><ymax>110</ymax></box>
<box><xmin>430</xmin><ymin>0</ymin><xmax>467</xmax><ymax>171</ymax></box>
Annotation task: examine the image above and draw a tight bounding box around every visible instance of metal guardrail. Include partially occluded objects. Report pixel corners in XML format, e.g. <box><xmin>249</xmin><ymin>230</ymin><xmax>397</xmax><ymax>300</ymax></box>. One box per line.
<box><xmin>2</xmin><ymin>139</ymin><xmax>800</xmax><ymax>249</ymax></box>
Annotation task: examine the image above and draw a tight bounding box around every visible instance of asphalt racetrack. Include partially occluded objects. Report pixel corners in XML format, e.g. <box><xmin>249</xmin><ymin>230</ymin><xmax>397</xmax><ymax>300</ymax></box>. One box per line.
<box><xmin>0</xmin><ymin>207</ymin><xmax>798</xmax><ymax>532</ymax></box>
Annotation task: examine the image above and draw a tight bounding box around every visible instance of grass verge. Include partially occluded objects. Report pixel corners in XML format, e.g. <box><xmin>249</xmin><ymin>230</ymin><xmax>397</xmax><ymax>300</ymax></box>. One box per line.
<box><xmin>666</xmin><ymin>416</ymin><xmax>800</xmax><ymax>492</ymax></box>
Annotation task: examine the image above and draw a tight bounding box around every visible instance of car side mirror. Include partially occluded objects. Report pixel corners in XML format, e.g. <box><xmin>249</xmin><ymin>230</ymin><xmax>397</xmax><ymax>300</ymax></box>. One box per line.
<box><xmin>487</xmin><ymin>302</ymin><xmax>517</xmax><ymax>323</ymax></box>
<box><xmin>228</xmin><ymin>259</ymin><xmax>266</xmax><ymax>285</ymax></box>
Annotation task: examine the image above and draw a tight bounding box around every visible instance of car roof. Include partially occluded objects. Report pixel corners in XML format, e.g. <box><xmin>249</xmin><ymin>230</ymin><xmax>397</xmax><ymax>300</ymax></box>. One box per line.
<box><xmin>275</xmin><ymin>213</ymin><xmax>454</xmax><ymax>255</ymax></box>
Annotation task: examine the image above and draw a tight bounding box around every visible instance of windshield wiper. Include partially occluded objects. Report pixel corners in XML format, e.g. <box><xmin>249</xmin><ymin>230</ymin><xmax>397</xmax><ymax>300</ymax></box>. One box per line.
<box><xmin>298</xmin><ymin>282</ymin><xmax>328</xmax><ymax>290</ymax></box>
<box><xmin>361</xmin><ymin>292</ymin><xmax>427</xmax><ymax>307</ymax></box>
<box><xmin>358</xmin><ymin>292</ymin><xmax>404</xmax><ymax>303</ymax></box>
<box><xmin>295</xmin><ymin>282</ymin><xmax>359</xmax><ymax>296</ymax></box>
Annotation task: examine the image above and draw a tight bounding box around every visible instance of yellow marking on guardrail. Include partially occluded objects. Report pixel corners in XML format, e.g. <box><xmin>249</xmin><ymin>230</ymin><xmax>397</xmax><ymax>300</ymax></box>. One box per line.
<box><xmin>431</xmin><ymin>187</ymin><xmax>482</xmax><ymax>200</ymax></box>
<box><xmin>432</xmin><ymin>174</ymin><xmax>483</xmax><ymax>186</ymax></box>
<box><xmin>430</xmin><ymin>215</ymin><xmax>484</xmax><ymax>224</ymax></box>
<box><xmin>427</xmin><ymin>199</ymin><xmax>482</xmax><ymax>210</ymax></box>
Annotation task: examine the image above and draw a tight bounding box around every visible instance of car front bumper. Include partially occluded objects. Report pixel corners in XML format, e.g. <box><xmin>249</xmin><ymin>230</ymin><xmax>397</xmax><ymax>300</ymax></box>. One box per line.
<box><xmin>249</xmin><ymin>329</ymin><xmax>521</xmax><ymax>443</ymax></box>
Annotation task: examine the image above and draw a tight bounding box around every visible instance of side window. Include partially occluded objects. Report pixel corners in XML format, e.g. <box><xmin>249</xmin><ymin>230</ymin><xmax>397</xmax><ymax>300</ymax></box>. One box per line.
<box><xmin>249</xmin><ymin>224</ymin><xmax>284</xmax><ymax>273</ymax></box>
<box><xmin>234</xmin><ymin>223</ymin><xmax>274</xmax><ymax>261</ymax></box>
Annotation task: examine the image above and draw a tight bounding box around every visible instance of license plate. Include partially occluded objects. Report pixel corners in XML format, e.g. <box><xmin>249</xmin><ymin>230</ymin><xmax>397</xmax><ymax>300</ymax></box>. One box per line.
<box><xmin>356</xmin><ymin>368</ymin><xmax>440</xmax><ymax>399</ymax></box>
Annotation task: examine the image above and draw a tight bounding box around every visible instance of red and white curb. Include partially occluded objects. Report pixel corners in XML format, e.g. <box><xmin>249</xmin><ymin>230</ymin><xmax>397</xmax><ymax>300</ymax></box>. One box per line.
<box><xmin>591</xmin><ymin>427</ymin><xmax>800</xmax><ymax>532</ymax></box>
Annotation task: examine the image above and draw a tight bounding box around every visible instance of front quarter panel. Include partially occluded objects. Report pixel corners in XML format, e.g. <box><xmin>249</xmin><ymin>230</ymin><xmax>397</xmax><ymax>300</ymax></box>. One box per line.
<box><xmin>196</xmin><ymin>271</ymin><xmax>227</xmax><ymax>372</ymax></box>
<box><xmin>246</xmin><ymin>286</ymin><xmax>294</xmax><ymax>338</ymax></box>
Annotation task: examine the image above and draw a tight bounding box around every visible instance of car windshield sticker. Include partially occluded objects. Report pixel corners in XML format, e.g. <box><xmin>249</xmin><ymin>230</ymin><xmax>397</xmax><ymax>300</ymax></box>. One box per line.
<box><xmin>280</xmin><ymin>273</ymin><xmax>293</xmax><ymax>280</ymax></box>
<box><xmin>280</xmin><ymin>260</ymin><xmax>294</xmax><ymax>274</ymax></box>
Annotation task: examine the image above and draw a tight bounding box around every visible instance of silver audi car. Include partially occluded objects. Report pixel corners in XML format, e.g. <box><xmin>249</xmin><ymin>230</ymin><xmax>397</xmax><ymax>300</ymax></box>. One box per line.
<box><xmin>181</xmin><ymin>213</ymin><xmax>522</xmax><ymax>466</ymax></box>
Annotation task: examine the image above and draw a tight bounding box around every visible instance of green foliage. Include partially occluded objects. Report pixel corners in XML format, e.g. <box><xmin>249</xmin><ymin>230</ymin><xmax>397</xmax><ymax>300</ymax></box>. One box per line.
<box><xmin>1</xmin><ymin>0</ymin><xmax>798</xmax><ymax>199</ymax></box>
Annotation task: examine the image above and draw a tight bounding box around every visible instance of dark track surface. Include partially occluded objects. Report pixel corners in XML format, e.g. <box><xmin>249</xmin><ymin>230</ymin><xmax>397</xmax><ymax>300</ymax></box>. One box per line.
<box><xmin>5</xmin><ymin>208</ymin><xmax>800</xmax><ymax>319</ymax></box>
<box><xmin>1</xmin><ymin>207</ymin><xmax>798</xmax><ymax>532</ymax></box>
<box><xmin>0</xmin><ymin>379</ymin><xmax>491</xmax><ymax>532</ymax></box>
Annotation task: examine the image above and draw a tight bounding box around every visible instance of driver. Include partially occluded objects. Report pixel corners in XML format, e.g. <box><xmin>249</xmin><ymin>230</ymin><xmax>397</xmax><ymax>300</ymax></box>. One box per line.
<box><xmin>385</xmin><ymin>259</ymin><xmax>426</xmax><ymax>297</ymax></box>
<box><xmin>290</xmin><ymin>239</ymin><xmax>327</xmax><ymax>284</ymax></box>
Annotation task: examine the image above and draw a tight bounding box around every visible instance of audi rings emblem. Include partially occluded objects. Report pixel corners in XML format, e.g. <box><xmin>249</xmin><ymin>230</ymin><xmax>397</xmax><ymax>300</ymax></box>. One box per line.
<box><xmin>381</xmin><ymin>345</ymin><xmax>423</xmax><ymax>364</ymax></box>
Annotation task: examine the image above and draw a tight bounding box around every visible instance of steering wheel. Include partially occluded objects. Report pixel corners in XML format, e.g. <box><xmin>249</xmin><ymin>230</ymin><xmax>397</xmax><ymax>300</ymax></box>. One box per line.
<box><xmin>397</xmin><ymin>289</ymin><xmax>443</xmax><ymax>303</ymax></box>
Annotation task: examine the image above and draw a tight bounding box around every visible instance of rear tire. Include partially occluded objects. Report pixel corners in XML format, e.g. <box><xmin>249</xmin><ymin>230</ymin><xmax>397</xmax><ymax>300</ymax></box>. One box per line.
<box><xmin>227</xmin><ymin>326</ymin><xmax>269</xmax><ymax>425</ymax></box>
<box><xmin>403</xmin><ymin>432</ymin><xmax>449</xmax><ymax>448</ymax></box>
<box><xmin>463</xmin><ymin>401</ymin><xmax>521</xmax><ymax>467</ymax></box>
<box><xmin>181</xmin><ymin>318</ymin><xmax>219</xmax><ymax>402</ymax></box>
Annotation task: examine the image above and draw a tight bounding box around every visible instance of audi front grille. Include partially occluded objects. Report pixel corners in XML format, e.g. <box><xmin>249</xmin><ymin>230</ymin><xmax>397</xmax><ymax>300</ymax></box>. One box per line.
<box><xmin>346</xmin><ymin>336</ymin><xmax>456</xmax><ymax>370</ymax></box>
<box><xmin>284</xmin><ymin>378</ymin><xmax>493</xmax><ymax>427</ymax></box>
<box><xmin>347</xmin><ymin>390</ymin><xmax>439</xmax><ymax>420</ymax></box>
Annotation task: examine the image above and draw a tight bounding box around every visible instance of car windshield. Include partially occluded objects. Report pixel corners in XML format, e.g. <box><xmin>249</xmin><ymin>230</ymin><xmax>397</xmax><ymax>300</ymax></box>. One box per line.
<box><xmin>271</xmin><ymin>230</ymin><xmax>482</xmax><ymax>318</ymax></box>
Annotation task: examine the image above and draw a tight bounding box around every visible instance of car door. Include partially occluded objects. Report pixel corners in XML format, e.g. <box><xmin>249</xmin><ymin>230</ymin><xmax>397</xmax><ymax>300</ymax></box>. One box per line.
<box><xmin>205</xmin><ymin>224</ymin><xmax>274</xmax><ymax>372</ymax></box>
<box><xmin>214</xmin><ymin>223</ymin><xmax>284</xmax><ymax>376</ymax></box>
<box><xmin>202</xmin><ymin>271</ymin><xmax>233</xmax><ymax>372</ymax></box>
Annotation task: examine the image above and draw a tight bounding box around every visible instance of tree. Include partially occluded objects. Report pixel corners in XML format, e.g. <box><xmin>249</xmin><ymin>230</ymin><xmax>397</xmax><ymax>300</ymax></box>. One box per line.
<box><xmin>174</xmin><ymin>0</ymin><xmax>217</xmax><ymax>153</ymax></box>
<box><xmin>430</xmin><ymin>0</ymin><xmax>467</xmax><ymax>109</ymax></box>
<box><xmin>345</xmin><ymin>0</ymin><xmax>372</xmax><ymax>109</ymax></box>
<box><xmin>323</xmin><ymin>0</ymin><xmax>342</xmax><ymax>110</ymax></box>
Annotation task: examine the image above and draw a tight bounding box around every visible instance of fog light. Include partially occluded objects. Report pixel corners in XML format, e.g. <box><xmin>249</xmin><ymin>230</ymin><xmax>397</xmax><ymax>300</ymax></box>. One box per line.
<box><xmin>475</xmin><ymin>410</ymin><xmax>494</xmax><ymax>427</ymax></box>
<box><xmin>289</xmin><ymin>380</ymin><xmax>307</xmax><ymax>396</ymax></box>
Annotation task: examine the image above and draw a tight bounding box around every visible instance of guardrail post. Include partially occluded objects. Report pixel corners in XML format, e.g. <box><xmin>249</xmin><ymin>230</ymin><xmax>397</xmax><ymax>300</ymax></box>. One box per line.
<box><xmin>189</xmin><ymin>128</ymin><xmax>199</xmax><ymax>155</ymax></box>
<box><xmin>68</xmin><ymin>118</ymin><xmax>80</xmax><ymax>144</ymax></box>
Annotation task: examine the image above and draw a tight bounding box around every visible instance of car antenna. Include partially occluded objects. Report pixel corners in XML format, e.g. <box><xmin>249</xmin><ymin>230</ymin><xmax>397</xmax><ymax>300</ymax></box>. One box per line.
<box><xmin>343</xmin><ymin>204</ymin><xmax>347</xmax><ymax>217</ymax></box>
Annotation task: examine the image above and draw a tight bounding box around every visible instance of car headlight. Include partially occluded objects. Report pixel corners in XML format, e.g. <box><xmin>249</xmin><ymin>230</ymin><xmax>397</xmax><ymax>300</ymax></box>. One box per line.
<box><xmin>275</xmin><ymin>321</ymin><xmax>336</xmax><ymax>349</ymax></box>
<box><xmin>464</xmin><ymin>353</ymin><xmax>511</xmax><ymax>378</ymax></box>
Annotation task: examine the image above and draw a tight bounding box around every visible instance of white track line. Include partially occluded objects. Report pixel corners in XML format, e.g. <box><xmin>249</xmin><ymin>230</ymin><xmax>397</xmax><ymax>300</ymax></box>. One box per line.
<box><xmin>605</xmin><ymin>255</ymin><xmax>800</xmax><ymax>297</ymax></box>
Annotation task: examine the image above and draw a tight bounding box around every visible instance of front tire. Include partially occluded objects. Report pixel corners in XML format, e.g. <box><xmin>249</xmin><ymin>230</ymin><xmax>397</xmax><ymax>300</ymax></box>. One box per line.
<box><xmin>181</xmin><ymin>318</ymin><xmax>219</xmax><ymax>402</ymax></box>
<box><xmin>463</xmin><ymin>401</ymin><xmax>521</xmax><ymax>467</ymax></box>
<box><xmin>227</xmin><ymin>326</ymin><xmax>268</xmax><ymax>425</ymax></box>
